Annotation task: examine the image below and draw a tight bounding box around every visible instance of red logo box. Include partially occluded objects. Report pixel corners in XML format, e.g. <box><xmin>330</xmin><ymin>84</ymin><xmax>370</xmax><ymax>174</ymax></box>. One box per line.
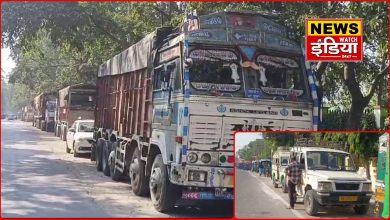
<box><xmin>305</xmin><ymin>18</ymin><xmax>363</xmax><ymax>62</ymax></box>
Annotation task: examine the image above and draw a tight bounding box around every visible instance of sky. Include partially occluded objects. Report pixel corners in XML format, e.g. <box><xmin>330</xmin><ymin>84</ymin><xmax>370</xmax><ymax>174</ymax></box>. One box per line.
<box><xmin>1</xmin><ymin>47</ymin><xmax>16</xmax><ymax>78</ymax></box>
<box><xmin>235</xmin><ymin>132</ymin><xmax>263</xmax><ymax>152</ymax></box>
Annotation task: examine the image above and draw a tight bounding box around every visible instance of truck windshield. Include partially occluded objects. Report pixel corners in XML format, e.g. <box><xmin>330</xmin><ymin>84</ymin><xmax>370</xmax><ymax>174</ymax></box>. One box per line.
<box><xmin>281</xmin><ymin>157</ymin><xmax>289</xmax><ymax>166</ymax></box>
<box><xmin>307</xmin><ymin>151</ymin><xmax>356</xmax><ymax>171</ymax></box>
<box><xmin>244</xmin><ymin>53</ymin><xmax>308</xmax><ymax>101</ymax></box>
<box><xmin>47</xmin><ymin>102</ymin><xmax>56</xmax><ymax>112</ymax></box>
<box><xmin>189</xmin><ymin>49</ymin><xmax>242</xmax><ymax>96</ymax></box>
<box><xmin>78</xmin><ymin>122</ymin><xmax>94</xmax><ymax>132</ymax></box>
<box><xmin>71</xmin><ymin>93</ymin><xmax>95</xmax><ymax>107</ymax></box>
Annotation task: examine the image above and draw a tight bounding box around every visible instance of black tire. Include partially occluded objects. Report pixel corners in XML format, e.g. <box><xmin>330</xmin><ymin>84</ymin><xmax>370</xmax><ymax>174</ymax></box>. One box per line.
<box><xmin>110</xmin><ymin>142</ymin><xmax>123</xmax><ymax>181</ymax></box>
<box><xmin>73</xmin><ymin>142</ymin><xmax>79</xmax><ymax>157</ymax></box>
<box><xmin>273</xmin><ymin>176</ymin><xmax>278</xmax><ymax>188</ymax></box>
<box><xmin>96</xmin><ymin>139</ymin><xmax>103</xmax><ymax>172</ymax></box>
<box><xmin>40</xmin><ymin>121</ymin><xmax>45</xmax><ymax>131</ymax></box>
<box><xmin>90</xmin><ymin>143</ymin><xmax>96</xmax><ymax>161</ymax></box>
<box><xmin>282</xmin><ymin>177</ymin><xmax>288</xmax><ymax>193</ymax></box>
<box><xmin>66</xmin><ymin>141</ymin><xmax>71</xmax><ymax>154</ymax></box>
<box><xmin>102</xmin><ymin>141</ymin><xmax>111</xmax><ymax>176</ymax></box>
<box><xmin>129</xmin><ymin>147</ymin><xmax>149</xmax><ymax>196</ymax></box>
<box><xmin>304</xmin><ymin>190</ymin><xmax>319</xmax><ymax>216</ymax></box>
<box><xmin>150</xmin><ymin>154</ymin><xmax>178</xmax><ymax>212</ymax></box>
<box><xmin>354</xmin><ymin>205</ymin><xmax>369</xmax><ymax>215</ymax></box>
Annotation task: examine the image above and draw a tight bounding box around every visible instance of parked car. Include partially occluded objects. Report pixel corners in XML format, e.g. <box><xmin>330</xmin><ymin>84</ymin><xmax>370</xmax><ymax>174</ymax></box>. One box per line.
<box><xmin>65</xmin><ymin>119</ymin><xmax>94</xmax><ymax>157</ymax></box>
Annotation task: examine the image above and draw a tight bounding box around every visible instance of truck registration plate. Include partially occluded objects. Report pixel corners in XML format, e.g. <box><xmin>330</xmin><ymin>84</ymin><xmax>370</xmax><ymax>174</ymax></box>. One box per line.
<box><xmin>339</xmin><ymin>196</ymin><xmax>358</xmax><ymax>202</ymax></box>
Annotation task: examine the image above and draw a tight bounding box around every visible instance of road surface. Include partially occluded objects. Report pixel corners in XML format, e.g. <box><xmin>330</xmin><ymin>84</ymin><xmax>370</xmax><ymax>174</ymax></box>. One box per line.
<box><xmin>235</xmin><ymin>169</ymin><xmax>375</xmax><ymax>218</ymax></box>
<box><xmin>1</xmin><ymin>120</ymin><xmax>232</xmax><ymax>218</ymax></box>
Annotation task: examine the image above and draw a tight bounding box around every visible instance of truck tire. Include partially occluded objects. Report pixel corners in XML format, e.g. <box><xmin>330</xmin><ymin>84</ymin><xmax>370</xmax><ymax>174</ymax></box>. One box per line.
<box><xmin>102</xmin><ymin>141</ymin><xmax>111</xmax><ymax>176</ymax></box>
<box><xmin>129</xmin><ymin>147</ymin><xmax>149</xmax><ymax>196</ymax></box>
<box><xmin>304</xmin><ymin>190</ymin><xmax>319</xmax><ymax>216</ymax></box>
<box><xmin>90</xmin><ymin>143</ymin><xmax>96</xmax><ymax>161</ymax></box>
<box><xmin>110</xmin><ymin>142</ymin><xmax>123</xmax><ymax>181</ymax></box>
<box><xmin>354</xmin><ymin>205</ymin><xmax>369</xmax><ymax>215</ymax></box>
<box><xmin>96</xmin><ymin>139</ymin><xmax>103</xmax><ymax>171</ymax></box>
<box><xmin>281</xmin><ymin>177</ymin><xmax>288</xmax><ymax>193</ymax></box>
<box><xmin>150</xmin><ymin>154</ymin><xmax>178</xmax><ymax>212</ymax></box>
<box><xmin>272</xmin><ymin>176</ymin><xmax>278</xmax><ymax>188</ymax></box>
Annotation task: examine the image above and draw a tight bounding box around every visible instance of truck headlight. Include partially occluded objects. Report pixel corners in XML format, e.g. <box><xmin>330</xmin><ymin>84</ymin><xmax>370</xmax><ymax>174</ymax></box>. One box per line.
<box><xmin>318</xmin><ymin>182</ymin><xmax>332</xmax><ymax>192</ymax></box>
<box><xmin>200</xmin><ymin>153</ymin><xmax>211</xmax><ymax>163</ymax></box>
<box><xmin>187</xmin><ymin>152</ymin><xmax>198</xmax><ymax>163</ymax></box>
<box><xmin>362</xmin><ymin>183</ymin><xmax>372</xmax><ymax>192</ymax></box>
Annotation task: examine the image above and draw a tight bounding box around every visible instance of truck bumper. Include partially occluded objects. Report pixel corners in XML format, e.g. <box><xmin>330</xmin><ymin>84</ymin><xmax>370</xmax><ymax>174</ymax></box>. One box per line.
<box><xmin>181</xmin><ymin>188</ymin><xmax>234</xmax><ymax>200</ymax></box>
<box><xmin>315</xmin><ymin>191</ymin><xmax>372</xmax><ymax>206</ymax></box>
<box><xmin>170</xmin><ymin>164</ymin><xmax>233</xmax><ymax>188</ymax></box>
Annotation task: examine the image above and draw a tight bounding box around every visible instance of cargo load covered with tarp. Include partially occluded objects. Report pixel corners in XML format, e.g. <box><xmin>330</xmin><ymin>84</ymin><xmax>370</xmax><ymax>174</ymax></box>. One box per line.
<box><xmin>95</xmin><ymin>27</ymin><xmax>173</xmax><ymax>138</ymax></box>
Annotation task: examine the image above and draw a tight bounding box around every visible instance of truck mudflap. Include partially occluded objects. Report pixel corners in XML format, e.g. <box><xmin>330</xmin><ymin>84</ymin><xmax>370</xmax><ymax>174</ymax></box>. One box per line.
<box><xmin>182</xmin><ymin>189</ymin><xmax>234</xmax><ymax>200</ymax></box>
<box><xmin>170</xmin><ymin>164</ymin><xmax>234</xmax><ymax>188</ymax></box>
<box><xmin>315</xmin><ymin>191</ymin><xmax>372</xmax><ymax>206</ymax></box>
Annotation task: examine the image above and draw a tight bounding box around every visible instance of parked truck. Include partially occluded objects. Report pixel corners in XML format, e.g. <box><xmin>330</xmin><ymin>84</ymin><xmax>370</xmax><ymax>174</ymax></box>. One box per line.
<box><xmin>55</xmin><ymin>83</ymin><xmax>96</xmax><ymax>140</ymax></box>
<box><xmin>21</xmin><ymin>105</ymin><xmax>34</xmax><ymax>122</ymax></box>
<box><xmin>91</xmin><ymin>10</ymin><xmax>316</xmax><ymax>212</ymax></box>
<box><xmin>32</xmin><ymin>92</ymin><xmax>57</xmax><ymax>131</ymax></box>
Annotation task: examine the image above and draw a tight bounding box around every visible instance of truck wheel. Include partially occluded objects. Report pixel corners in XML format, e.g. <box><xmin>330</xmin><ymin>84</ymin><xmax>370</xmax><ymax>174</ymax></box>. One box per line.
<box><xmin>304</xmin><ymin>190</ymin><xmax>319</xmax><ymax>216</ymax></box>
<box><xmin>281</xmin><ymin>177</ymin><xmax>288</xmax><ymax>193</ymax></box>
<box><xmin>150</xmin><ymin>154</ymin><xmax>178</xmax><ymax>212</ymax></box>
<box><xmin>129</xmin><ymin>147</ymin><xmax>149</xmax><ymax>196</ymax></box>
<box><xmin>96</xmin><ymin>139</ymin><xmax>103</xmax><ymax>171</ymax></box>
<box><xmin>273</xmin><ymin>177</ymin><xmax>278</xmax><ymax>188</ymax></box>
<box><xmin>109</xmin><ymin>145</ymin><xmax>123</xmax><ymax>181</ymax></box>
<box><xmin>90</xmin><ymin>143</ymin><xmax>96</xmax><ymax>161</ymax></box>
<box><xmin>102</xmin><ymin>141</ymin><xmax>111</xmax><ymax>176</ymax></box>
<box><xmin>40</xmin><ymin>121</ymin><xmax>45</xmax><ymax>131</ymax></box>
<box><xmin>354</xmin><ymin>205</ymin><xmax>369</xmax><ymax>215</ymax></box>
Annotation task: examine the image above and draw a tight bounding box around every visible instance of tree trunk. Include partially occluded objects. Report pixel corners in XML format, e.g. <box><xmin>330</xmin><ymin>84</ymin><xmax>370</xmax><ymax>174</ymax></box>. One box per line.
<box><xmin>348</xmin><ymin>98</ymin><xmax>368</xmax><ymax>130</ymax></box>
<box><xmin>364</xmin><ymin>156</ymin><xmax>371</xmax><ymax>180</ymax></box>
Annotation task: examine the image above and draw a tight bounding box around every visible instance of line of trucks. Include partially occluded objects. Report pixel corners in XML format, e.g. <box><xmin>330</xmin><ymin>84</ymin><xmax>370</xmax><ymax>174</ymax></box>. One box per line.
<box><xmin>20</xmin><ymin>10</ymin><xmax>322</xmax><ymax>212</ymax></box>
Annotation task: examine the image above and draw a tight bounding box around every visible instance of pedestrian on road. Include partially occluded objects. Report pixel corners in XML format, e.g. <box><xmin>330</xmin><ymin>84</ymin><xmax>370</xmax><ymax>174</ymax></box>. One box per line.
<box><xmin>286</xmin><ymin>156</ymin><xmax>301</xmax><ymax>209</ymax></box>
<box><xmin>259</xmin><ymin>163</ymin><xmax>264</xmax><ymax>176</ymax></box>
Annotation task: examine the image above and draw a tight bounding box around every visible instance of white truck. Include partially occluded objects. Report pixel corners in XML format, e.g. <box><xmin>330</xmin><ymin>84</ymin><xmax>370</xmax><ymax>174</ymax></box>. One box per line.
<box><xmin>91</xmin><ymin>10</ymin><xmax>316</xmax><ymax>212</ymax></box>
<box><xmin>290</xmin><ymin>140</ymin><xmax>372</xmax><ymax>216</ymax></box>
<box><xmin>271</xmin><ymin>147</ymin><xmax>290</xmax><ymax>192</ymax></box>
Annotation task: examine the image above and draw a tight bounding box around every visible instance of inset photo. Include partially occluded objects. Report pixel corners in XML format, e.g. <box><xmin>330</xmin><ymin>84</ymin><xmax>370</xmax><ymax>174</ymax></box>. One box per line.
<box><xmin>235</xmin><ymin>132</ymin><xmax>389</xmax><ymax>218</ymax></box>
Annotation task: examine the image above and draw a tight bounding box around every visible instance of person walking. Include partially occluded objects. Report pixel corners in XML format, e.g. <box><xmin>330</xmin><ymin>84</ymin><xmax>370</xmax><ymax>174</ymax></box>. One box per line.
<box><xmin>286</xmin><ymin>156</ymin><xmax>301</xmax><ymax>209</ymax></box>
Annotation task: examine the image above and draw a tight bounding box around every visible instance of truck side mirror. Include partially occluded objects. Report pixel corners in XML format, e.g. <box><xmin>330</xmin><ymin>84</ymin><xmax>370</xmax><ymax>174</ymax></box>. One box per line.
<box><xmin>69</xmin><ymin>128</ymin><xmax>75</xmax><ymax>133</ymax></box>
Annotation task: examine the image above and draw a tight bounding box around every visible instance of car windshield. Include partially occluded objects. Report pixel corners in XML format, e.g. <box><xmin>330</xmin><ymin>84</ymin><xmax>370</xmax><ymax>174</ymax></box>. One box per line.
<box><xmin>306</xmin><ymin>151</ymin><xmax>356</xmax><ymax>171</ymax></box>
<box><xmin>244</xmin><ymin>54</ymin><xmax>308</xmax><ymax>101</ymax></box>
<box><xmin>78</xmin><ymin>122</ymin><xmax>94</xmax><ymax>132</ymax></box>
<box><xmin>189</xmin><ymin>49</ymin><xmax>242</xmax><ymax>96</ymax></box>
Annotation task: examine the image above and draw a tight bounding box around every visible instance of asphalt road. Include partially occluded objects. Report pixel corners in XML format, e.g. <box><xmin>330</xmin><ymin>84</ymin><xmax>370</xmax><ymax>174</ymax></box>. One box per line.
<box><xmin>1</xmin><ymin>120</ymin><xmax>233</xmax><ymax>218</ymax></box>
<box><xmin>235</xmin><ymin>169</ymin><xmax>375</xmax><ymax>218</ymax></box>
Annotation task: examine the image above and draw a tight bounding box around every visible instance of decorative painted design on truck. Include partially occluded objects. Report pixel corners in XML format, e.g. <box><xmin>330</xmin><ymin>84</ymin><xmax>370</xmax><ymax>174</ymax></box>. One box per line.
<box><xmin>160</xmin><ymin>46</ymin><xmax>180</xmax><ymax>63</ymax></box>
<box><xmin>189</xmin><ymin>49</ymin><xmax>237</xmax><ymax>61</ymax></box>
<box><xmin>191</xmin><ymin>83</ymin><xmax>241</xmax><ymax>92</ymax></box>
<box><xmin>228</xmin><ymin>15</ymin><xmax>256</xmax><ymax>28</ymax></box>
<box><xmin>216</xmin><ymin>104</ymin><xmax>226</xmax><ymax>113</ymax></box>
<box><xmin>246</xmin><ymin>88</ymin><xmax>263</xmax><ymax>100</ymax></box>
<box><xmin>230</xmin><ymin>30</ymin><xmax>259</xmax><ymax>44</ymax></box>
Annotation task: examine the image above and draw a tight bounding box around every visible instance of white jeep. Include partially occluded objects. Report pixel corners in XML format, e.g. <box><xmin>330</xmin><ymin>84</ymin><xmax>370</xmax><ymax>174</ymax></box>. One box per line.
<box><xmin>272</xmin><ymin>147</ymin><xmax>290</xmax><ymax>192</ymax></box>
<box><xmin>291</xmin><ymin>146</ymin><xmax>372</xmax><ymax>216</ymax></box>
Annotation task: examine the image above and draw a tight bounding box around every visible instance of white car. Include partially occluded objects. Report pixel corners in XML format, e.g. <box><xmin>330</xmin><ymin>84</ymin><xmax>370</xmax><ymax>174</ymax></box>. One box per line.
<box><xmin>66</xmin><ymin>120</ymin><xmax>94</xmax><ymax>157</ymax></box>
